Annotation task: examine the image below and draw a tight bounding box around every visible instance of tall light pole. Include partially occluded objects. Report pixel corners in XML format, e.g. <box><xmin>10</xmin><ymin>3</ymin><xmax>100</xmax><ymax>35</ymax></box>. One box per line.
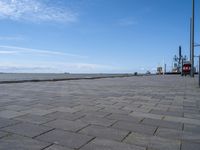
<box><xmin>190</xmin><ymin>18</ymin><xmax>192</xmax><ymax>62</ymax></box>
<box><xmin>191</xmin><ymin>0</ymin><xmax>195</xmax><ymax>77</ymax></box>
<box><xmin>199</xmin><ymin>56</ymin><xmax>200</xmax><ymax>87</ymax></box>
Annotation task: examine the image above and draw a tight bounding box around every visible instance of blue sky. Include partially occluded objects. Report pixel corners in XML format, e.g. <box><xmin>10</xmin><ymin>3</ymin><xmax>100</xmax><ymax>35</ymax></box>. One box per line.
<box><xmin>0</xmin><ymin>0</ymin><xmax>199</xmax><ymax>73</ymax></box>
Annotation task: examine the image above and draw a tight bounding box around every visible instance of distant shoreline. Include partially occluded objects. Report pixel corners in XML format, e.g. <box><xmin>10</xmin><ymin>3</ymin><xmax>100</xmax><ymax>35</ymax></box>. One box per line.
<box><xmin>0</xmin><ymin>73</ymin><xmax>137</xmax><ymax>84</ymax></box>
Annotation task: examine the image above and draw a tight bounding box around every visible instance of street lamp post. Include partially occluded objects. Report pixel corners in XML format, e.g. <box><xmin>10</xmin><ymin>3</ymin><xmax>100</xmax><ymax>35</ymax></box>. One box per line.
<box><xmin>191</xmin><ymin>0</ymin><xmax>195</xmax><ymax>77</ymax></box>
<box><xmin>199</xmin><ymin>56</ymin><xmax>200</xmax><ymax>87</ymax></box>
<box><xmin>190</xmin><ymin>18</ymin><xmax>192</xmax><ymax>62</ymax></box>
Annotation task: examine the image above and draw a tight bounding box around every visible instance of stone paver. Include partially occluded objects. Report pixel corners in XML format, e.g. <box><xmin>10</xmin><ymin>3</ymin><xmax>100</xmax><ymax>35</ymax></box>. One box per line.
<box><xmin>79</xmin><ymin>124</ymin><xmax>129</xmax><ymax>141</ymax></box>
<box><xmin>2</xmin><ymin>122</ymin><xmax>53</xmax><ymax>138</ymax></box>
<box><xmin>81</xmin><ymin>138</ymin><xmax>145</xmax><ymax>150</ymax></box>
<box><xmin>141</xmin><ymin>118</ymin><xmax>183</xmax><ymax>130</ymax></box>
<box><xmin>181</xmin><ymin>141</ymin><xmax>200</xmax><ymax>150</ymax></box>
<box><xmin>106</xmin><ymin>113</ymin><xmax>143</xmax><ymax>123</ymax></box>
<box><xmin>0</xmin><ymin>110</ymin><xmax>26</xmax><ymax>119</ymax></box>
<box><xmin>44</xmin><ymin>111</ymin><xmax>85</xmax><ymax>121</ymax></box>
<box><xmin>0</xmin><ymin>117</ymin><xmax>20</xmax><ymax>128</ymax></box>
<box><xmin>43</xmin><ymin>119</ymin><xmax>89</xmax><ymax>132</ymax></box>
<box><xmin>155</xmin><ymin>127</ymin><xmax>200</xmax><ymax>143</ymax></box>
<box><xmin>44</xmin><ymin>144</ymin><xmax>73</xmax><ymax>150</ymax></box>
<box><xmin>0</xmin><ymin>75</ymin><xmax>199</xmax><ymax>150</ymax></box>
<box><xmin>36</xmin><ymin>129</ymin><xmax>94</xmax><ymax>149</ymax></box>
<box><xmin>183</xmin><ymin>124</ymin><xmax>200</xmax><ymax>133</ymax></box>
<box><xmin>14</xmin><ymin>114</ymin><xmax>55</xmax><ymax>125</ymax></box>
<box><xmin>0</xmin><ymin>131</ymin><xmax>10</xmax><ymax>138</ymax></box>
<box><xmin>112</xmin><ymin>120</ymin><xmax>157</xmax><ymax>135</ymax></box>
<box><xmin>0</xmin><ymin>134</ymin><xmax>49</xmax><ymax>150</ymax></box>
<box><xmin>124</xmin><ymin>132</ymin><xmax>181</xmax><ymax>150</ymax></box>
<box><xmin>79</xmin><ymin>115</ymin><xmax>116</xmax><ymax>127</ymax></box>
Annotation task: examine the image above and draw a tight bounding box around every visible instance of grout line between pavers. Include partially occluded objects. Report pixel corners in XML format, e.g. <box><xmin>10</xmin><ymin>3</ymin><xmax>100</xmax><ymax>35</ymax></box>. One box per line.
<box><xmin>32</xmin><ymin>128</ymin><xmax>56</xmax><ymax>139</ymax></box>
<box><xmin>121</xmin><ymin>131</ymin><xmax>131</xmax><ymax>142</ymax></box>
<box><xmin>76</xmin><ymin>124</ymin><xmax>91</xmax><ymax>133</ymax></box>
<box><xmin>77</xmin><ymin>137</ymin><xmax>96</xmax><ymax>150</ymax></box>
<box><xmin>109</xmin><ymin>120</ymin><xmax>118</xmax><ymax>127</ymax></box>
<box><xmin>40</xmin><ymin>143</ymin><xmax>54</xmax><ymax>150</ymax></box>
<box><xmin>153</xmin><ymin>126</ymin><xmax>159</xmax><ymax>136</ymax></box>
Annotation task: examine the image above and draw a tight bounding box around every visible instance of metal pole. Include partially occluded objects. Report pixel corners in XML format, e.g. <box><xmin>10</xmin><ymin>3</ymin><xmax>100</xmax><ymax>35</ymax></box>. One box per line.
<box><xmin>190</xmin><ymin>18</ymin><xmax>192</xmax><ymax>62</ymax></box>
<box><xmin>181</xmin><ymin>58</ymin><xmax>183</xmax><ymax>76</ymax></box>
<box><xmin>191</xmin><ymin>0</ymin><xmax>195</xmax><ymax>77</ymax></box>
<box><xmin>198</xmin><ymin>56</ymin><xmax>200</xmax><ymax>87</ymax></box>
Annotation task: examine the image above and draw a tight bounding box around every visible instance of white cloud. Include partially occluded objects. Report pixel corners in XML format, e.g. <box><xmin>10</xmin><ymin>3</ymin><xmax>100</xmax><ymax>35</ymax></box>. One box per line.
<box><xmin>0</xmin><ymin>0</ymin><xmax>78</xmax><ymax>23</ymax></box>
<box><xmin>0</xmin><ymin>62</ymin><xmax>115</xmax><ymax>73</ymax></box>
<box><xmin>0</xmin><ymin>50</ymin><xmax>18</xmax><ymax>54</ymax></box>
<box><xmin>0</xmin><ymin>45</ymin><xmax>87</xmax><ymax>58</ymax></box>
<box><xmin>0</xmin><ymin>35</ymin><xmax>24</xmax><ymax>41</ymax></box>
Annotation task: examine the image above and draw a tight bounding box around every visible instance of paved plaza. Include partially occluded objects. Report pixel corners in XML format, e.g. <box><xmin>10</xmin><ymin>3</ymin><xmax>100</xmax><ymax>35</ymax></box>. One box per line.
<box><xmin>0</xmin><ymin>75</ymin><xmax>200</xmax><ymax>150</ymax></box>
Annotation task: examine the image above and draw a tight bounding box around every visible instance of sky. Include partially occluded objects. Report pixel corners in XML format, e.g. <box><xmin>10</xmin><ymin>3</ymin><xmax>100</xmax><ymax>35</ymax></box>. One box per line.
<box><xmin>0</xmin><ymin>0</ymin><xmax>199</xmax><ymax>73</ymax></box>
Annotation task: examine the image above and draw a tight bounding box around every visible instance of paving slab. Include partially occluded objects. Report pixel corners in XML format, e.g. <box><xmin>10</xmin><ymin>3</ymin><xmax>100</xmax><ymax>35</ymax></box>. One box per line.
<box><xmin>130</xmin><ymin>111</ymin><xmax>163</xmax><ymax>120</ymax></box>
<box><xmin>36</xmin><ymin>129</ymin><xmax>94</xmax><ymax>149</ymax></box>
<box><xmin>44</xmin><ymin>111</ymin><xmax>85</xmax><ymax>121</ymax></box>
<box><xmin>2</xmin><ymin>122</ymin><xmax>54</xmax><ymax>138</ymax></box>
<box><xmin>44</xmin><ymin>119</ymin><xmax>89</xmax><ymax>132</ymax></box>
<box><xmin>79</xmin><ymin>124</ymin><xmax>129</xmax><ymax>141</ymax></box>
<box><xmin>44</xmin><ymin>144</ymin><xmax>73</xmax><ymax>150</ymax></box>
<box><xmin>0</xmin><ymin>117</ymin><xmax>20</xmax><ymax>128</ymax></box>
<box><xmin>112</xmin><ymin>120</ymin><xmax>157</xmax><ymax>135</ymax></box>
<box><xmin>4</xmin><ymin>105</ymin><xmax>30</xmax><ymax>111</ymax></box>
<box><xmin>81</xmin><ymin>138</ymin><xmax>146</xmax><ymax>150</ymax></box>
<box><xmin>124</xmin><ymin>132</ymin><xmax>181</xmax><ymax>150</ymax></box>
<box><xmin>164</xmin><ymin>116</ymin><xmax>200</xmax><ymax>126</ymax></box>
<box><xmin>150</xmin><ymin>109</ymin><xmax>183</xmax><ymax>117</ymax></box>
<box><xmin>183</xmin><ymin>124</ymin><xmax>200</xmax><ymax>133</ymax></box>
<box><xmin>0</xmin><ymin>110</ymin><xmax>27</xmax><ymax>119</ymax></box>
<box><xmin>0</xmin><ymin>134</ymin><xmax>49</xmax><ymax>150</ymax></box>
<box><xmin>81</xmin><ymin>110</ymin><xmax>111</xmax><ymax>118</ymax></box>
<box><xmin>14</xmin><ymin>114</ymin><xmax>55</xmax><ymax>124</ymax></box>
<box><xmin>106</xmin><ymin>113</ymin><xmax>143</xmax><ymax>123</ymax></box>
<box><xmin>181</xmin><ymin>141</ymin><xmax>200</xmax><ymax>150</ymax></box>
<box><xmin>0</xmin><ymin>131</ymin><xmax>10</xmax><ymax>138</ymax></box>
<box><xmin>141</xmin><ymin>118</ymin><xmax>183</xmax><ymax>130</ymax></box>
<box><xmin>22</xmin><ymin>108</ymin><xmax>55</xmax><ymax>116</ymax></box>
<box><xmin>155</xmin><ymin>127</ymin><xmax>200</xmax><ymax>143</ymax></box>
<box><xmin>79</xmin><ymin>116</ymin><xmax>116</xmax><ymax>127</ymax></box>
